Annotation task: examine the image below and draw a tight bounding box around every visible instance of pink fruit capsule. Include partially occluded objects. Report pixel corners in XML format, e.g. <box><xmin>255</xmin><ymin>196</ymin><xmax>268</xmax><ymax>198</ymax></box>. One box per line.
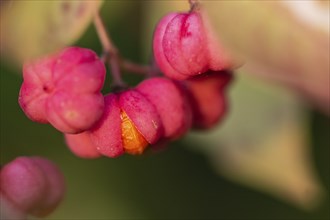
<box><xmin>153</xmin><ymin>9</ymin><xmax>233</xmax><ymax>80</ymax></box>
<box><xmin>119</xmin><ymin>90</ymin><xmax>164</xmax><ymax>145</ymax></box>
<box><xmin>90</xmin><ymin>90</ymin><xmax>164</xmax><ymax>157</ymax></box>
<box><xmin>137</xmin><ymin>77</ymin><xmax>192</xmax><ymax>140</ymax></box>
<box><xmin>186</xmin><ymin>71</ymin><xmax>233</xmax><ymax>129</ymax></box>
<box><xmin>0</xmin><ymin>157</ymin><xmax>46</xmax><ymax>213</ymax></box>
<box><xmin>19</xmin><ymin>47</ymin><xmax>106</xmax><ymax>134</ymax></box>
<box><xmin>0</xmin><ymin>157</ymin><xmax>65</xmax><ymax>217</ymax></box>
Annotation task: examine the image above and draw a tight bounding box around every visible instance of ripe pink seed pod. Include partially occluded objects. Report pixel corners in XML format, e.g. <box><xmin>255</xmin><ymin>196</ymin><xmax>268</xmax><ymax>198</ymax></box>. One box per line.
<box><xmin>90</xmin><ymin>91</ymin><xmax>164</xmax><ymax>157</ymax></box>
<box><xmin>119</xmin><ymin>89</ymin><xmax>164</xmax><ymax>145</ymax></box>
<box><xmin>19</xmin><ymin>47</ymin><xmax>106</xmax><ymax>134</ymax></box>
<box><xmin>0</xmin><ymin>157</ymin><xmax>65</xmax><ymax>217</ymax></box>
<box><xmin>64</xmin><ymin>132</ymin><xmax>102</xmax><ymax>159</ymax></box>
<box><xmin>137</xmin><ymin>77</ymin><xmax>192</xmax><ymax>140</ymax></box>
<box><xmin>0</xmin><ymin>157</ymin><xmax>46</xmax><ymax>213</ymax></box>
<box><xmin>153</xmin><ymin>9</ymin><xmax>233</xmax><ymax>80</ymax></box>
<box><xmin>186</xmin><ymin>71</ymin><xmax>233</xmax><ymax>129</ymax></box>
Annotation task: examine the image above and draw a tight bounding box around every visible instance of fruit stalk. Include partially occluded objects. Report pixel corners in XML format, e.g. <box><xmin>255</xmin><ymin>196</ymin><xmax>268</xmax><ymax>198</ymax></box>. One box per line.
<box><xmin>93</xmin><ymin>13</ymin><xmax>151</xmax><ymax>82</ymax></box>
<box><xmin>93</xmin><ymin>12</ymin><xmax>125</xmax><ymax>88</ymax></box>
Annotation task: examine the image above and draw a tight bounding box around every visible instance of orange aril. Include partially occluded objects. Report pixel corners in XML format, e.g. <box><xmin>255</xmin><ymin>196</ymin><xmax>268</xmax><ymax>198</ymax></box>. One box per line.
<box><xmin>120</xmin><ymin>111</ymin><xmax>148</xmax><ymax>155</ymax></box>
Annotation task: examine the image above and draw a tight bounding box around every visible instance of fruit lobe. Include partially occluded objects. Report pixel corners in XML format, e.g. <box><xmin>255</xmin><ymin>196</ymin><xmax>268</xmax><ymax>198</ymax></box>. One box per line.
<box><xmin>137</xmin><ymin>77</ymin><xmax>192</xmax><ymax>140</ymax></box>
<box><xmin>119</xmin><ymin>90</ymin><xmax>164</xmax><ymax>145</ymax></box>
<box><xmin>65</xmin><ymin>132</ymin><xmax>101</xmax><ymax>159</ymax></box>
<box><xmin>90</xmin><ymin>94</ymin><xmax>124</xmax><ymax>158</ymax></box>
<box><xmin>186</xmin><ymin>71</ymin><xmax>233</xmax><ymax>129</ymax></box>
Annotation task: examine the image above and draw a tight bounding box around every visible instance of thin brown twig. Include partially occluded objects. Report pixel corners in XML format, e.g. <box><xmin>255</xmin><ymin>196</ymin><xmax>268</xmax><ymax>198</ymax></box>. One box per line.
<box><xmin>121</xmin><ymin>60</ymin><xmax>151</xmax><ymax>75</ymax></box>
<box><xmin>188</xmin><ymin>0</ymin><xmax>200</xmax><ymax>12</ymax></box>
<box><xmin>94</xmin><ymin>12</ymin><xmax>125</xmax><ymax>88</ymax></box>
<box><xmin>93</xmin><ymin>12</ymin><xmax>152</xmax><ymax>87</ymax></box>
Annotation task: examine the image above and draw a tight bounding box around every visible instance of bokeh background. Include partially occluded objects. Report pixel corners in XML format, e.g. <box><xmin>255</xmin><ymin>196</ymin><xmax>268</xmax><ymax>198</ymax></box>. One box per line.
<box><xmin>1</xmin><ymin>1</ymin><xmax>329</xmax><ymax>219</ymax></box>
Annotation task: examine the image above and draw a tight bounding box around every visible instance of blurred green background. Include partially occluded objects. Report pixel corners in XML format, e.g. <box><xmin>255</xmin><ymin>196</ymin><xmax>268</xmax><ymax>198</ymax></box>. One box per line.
<box><xmin>1</xmin><ymin>1</ymin><xmax>329</xmax><ymax>219</ymax></box>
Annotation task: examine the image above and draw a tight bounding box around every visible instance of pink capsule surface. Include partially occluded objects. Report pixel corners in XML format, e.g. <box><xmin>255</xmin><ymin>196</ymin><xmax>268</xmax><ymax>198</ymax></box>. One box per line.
<box><xmin>119</xmin><ymin>89</ymin><xmax>164</xmax><ymax>144</ymax></box>
<box><xmin>153</xmin><ymin>10</ymin><xmax>232</xmax><ymax>80</ymax></box>
<box><xmin>65</xmin><ymin>132</ymin><xmax>101</xmax><ymax>159</ymax></box>
<box><xmin>90</xmin><ymin>94</ymin><xmax>124</xmax><ymax>158</ymax></box>
<box><xmin>19</xmin><ymin>57</ymin><xmax>55</xmax><ymax>123</ymax></box>
<box><xmin>30</xmin><ymin>157</ymin><xmax>66</xmax><ymax>217</ymax></box>
<box><xmin>0</xmin><ymin>157</ymin><xmax>46</xmax><ymax>213</ymax></box>
<box><xmin>19</xmin><ymin>47</ymin><xmax>106</xmax><ymax>134</ymax></box>
<box><xmin>46</xmin><ymin>91</ymin><xmax>104</xmax><ymax>134</ymax></box>
<box><xmin>0</xmin><ymin>157</ymin><xmax>65</xmax><ymax>217</ymax></box>
<box><xmin>186</xmin><ymin>71</ymin><xmax>233</xmax><ymax>129</ymax></box>
<box><xmin>137</xmin><ymin>77</ymin><xmax>192</xmax><ymax>140</ymax></box>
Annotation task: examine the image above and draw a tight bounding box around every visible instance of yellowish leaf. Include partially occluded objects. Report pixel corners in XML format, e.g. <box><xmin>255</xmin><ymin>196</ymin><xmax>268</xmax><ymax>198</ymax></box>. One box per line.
<box><xmin>0</xmin><ymin>0</ymin><xmax>103</xmax><ymax>64</ymax></box>
<box><xmin>202</xmin><ymin>0</ymin><xmax>329</xmax><ymax>113</ymax></box>
<box><xmin>143</xmin><ymin>3</ymin><xmax>327</xmax><ymax>208</ymax></box>
<box><xmin>185</xmin><ymin>73</ymin><xmax>326</xmax><ymax>210</ymax></box>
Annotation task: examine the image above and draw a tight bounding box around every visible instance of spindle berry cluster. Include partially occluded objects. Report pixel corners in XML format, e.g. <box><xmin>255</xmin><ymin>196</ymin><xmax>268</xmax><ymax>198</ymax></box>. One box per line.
<box><xmin>6</xmin><ymin>2</ymin><xmax>240</xmax><ymax>218</ymax></box>
<box><xmin>18</xmin><ymin>7</ymin><xmax>235</xmax><ymax>159</ymax></box>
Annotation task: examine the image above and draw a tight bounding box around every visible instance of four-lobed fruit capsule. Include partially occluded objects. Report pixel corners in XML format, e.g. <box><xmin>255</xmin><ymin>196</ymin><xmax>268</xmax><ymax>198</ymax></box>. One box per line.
<box><xmin>91</xmin><ymin>89</ymin><xmax>165</xmax><ymax>157</ymax></box>
<box><xmin>19</xmin><ymin>47</ymin><xmax>106</xmax><ymax>134</ymax></box>
<box><xmin>0</xmin><ymin>157</ymin><xmax>65</xmax><ymax>218</ymax></box>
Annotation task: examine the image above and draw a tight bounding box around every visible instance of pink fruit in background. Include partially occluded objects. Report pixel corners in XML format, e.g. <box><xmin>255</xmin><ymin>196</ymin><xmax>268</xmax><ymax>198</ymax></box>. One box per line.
<box><xmin>29</xmin><ymin>157</ymin><xmax>66</xmax><ymax>217</ymax></box>
<box><xmin>186</xmin><ymin>70</ymin><xmax>233</xmax><ymax>129</ymax></box>
<box><xmin>65</xmin><ymin>132</ymin><xmax>102</xmax><ymax>159</ymax></box>
<box><xmin>19</xmin><ymin>47</ymin><xmax>106</xmax><ymax>134</ymax></box>
<box><xmin>0</xmin><ymin>156</ymin><xmax>65</xmax><ymax>217</ymax></box>
<box><xmin>153</xmin><ymin>9</ymin><xmax>233</xmax><ymax>80</ymax></box>
<box><xmin>137</xmin><ymin>77</ymin><xmax>192</xmax><ymax>140</ymax></box>
<box><xmin>90</xmin><ymin>91</ymin><xmax>164</xmax><ymax>157</ymax></box>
